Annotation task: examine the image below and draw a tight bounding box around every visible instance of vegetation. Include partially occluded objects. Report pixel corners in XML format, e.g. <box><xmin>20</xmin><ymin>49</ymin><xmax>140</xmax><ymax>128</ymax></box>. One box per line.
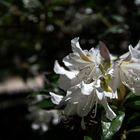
<box><xmin>0</xmin><ymin>0</ymin><xmax>140</xmax><ymax>140</ymax></box>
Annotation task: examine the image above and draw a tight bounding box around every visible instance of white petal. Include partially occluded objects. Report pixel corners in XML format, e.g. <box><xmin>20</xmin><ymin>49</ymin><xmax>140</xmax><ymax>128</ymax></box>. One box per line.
<box><xmin>101</xmin><ymin>97</ymin><xmax>116</xmax><ymax>120</ymax></box>
<box><xmin>64</xmin><ymin>85</ymin><xmax>96</xmax><ymax>117</ymax></box>
<box><xmin>54</xmin><ymin>60</ymin><xmax>77</xmax><ymax>79</ymax></box>
<box><xmin>134</xmin><ymin>40</ymin><xmax>140</xmax><ymax>51</ymax></box>
<box><xmin>58</xmin><ymin>75</ymin><xmax>78</xmax><ymax>91</ymax></box>
<box><xmin>71</xmin><ymin>37</ymin><xmax>93</xmax><ymax>62</ymax></box>
<box><xmin>109</xmin><ymin>64</ymin><xmax>121</xmax><ymax>92</ymax></box>
<box><xmin>110</xmin><ymin>54</ymin><xmax>118</xmax><ymax>61</ymax></box>
<box><xmin>65</xmin><ymin>86</ymin><xmax>82</xmax><ymax>104</ymax></box>
<box><xmin>107</xmin><ymin>68</ymin><xmax>114</xmax><ymax>76</ymax></box>
<box><xmin>104</xmin><ymin>91</ymin><xmax>118</xmax><ymax>99</ymax></box>
<box><xmin>80</xmin><ymin>82</ymin><xmax>94</xmax><ymax>95</ymax></box>
<box><xmin>93</xmin><ymin>48</ymin><xmax>101</xmax><ymax>64</ymax></box>
<box><xmin>76</xmin><ymin>63</ymin><xmax>99</xmax><ymax>83</ymax></box>
<box><xmin>71</xmin><ymin>37</ymin><xmax>83</xmax><ymax>54</ymax></box>
<box><xmin>120</xmin><ymin>41</ymin><xmax>140</xmax><ymax>60</ymax></box>
<box><xmin>77</xmin><ymin>93</ymin><xmax>96</xmax><ymax>117</ymax></box>
<box><xmin>63</xmin><ymin>53</ymin><xmax>89</xmax><ymax>70</ymax></box>
<box><xmin>129</xmin><ymin>45</ymin><xmax>140</xmax><ymax>60</ymax></box>
<box><xmin>49</xmin><ymin>92</ymin><xmax>63</xmax><ymax>105</ymax></box>
<box><xmin>119</xmin><ymin>61</ymin><xmax>140</xmax><ymax>95</ymax></box>
<box><xmin>119</xmin><ymin>45</ymin><xmax>132</xmax><ymax>60</ymax></box>
<box><xmin>54</xmin><ymin>60</ymin><xmax>81</xmax><ymax>91</ymax></box>
<box><xmin>108</xmin><ymin>90</ymin><xmax>118</xmax><ymax>98</ymax></box>
<box><xmin>95</xmin><ymin>79</ymin><xmax>101</xmax><ymax>88</ymax></box>
<box><xmin>96</xmin><ymin>89</ymin><xmax>104</xmax><ymax>100</ymax></box>
<box><xmin>89</xmin><ymin>47</ymin><xmax>95</xmax><ymax>56</ymax></box>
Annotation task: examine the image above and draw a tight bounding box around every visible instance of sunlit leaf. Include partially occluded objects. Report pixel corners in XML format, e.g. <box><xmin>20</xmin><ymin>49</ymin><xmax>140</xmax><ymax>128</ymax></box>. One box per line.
<box><xmin>101</xmin><ymin>109</ymin><xmax>125</xmax><ymax>140</ymax></box>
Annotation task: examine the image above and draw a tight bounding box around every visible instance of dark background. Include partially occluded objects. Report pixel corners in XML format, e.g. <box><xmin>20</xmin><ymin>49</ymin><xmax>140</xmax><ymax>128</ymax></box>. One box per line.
<box><xmin>0</xmin><ymin>0</ymin><xmax>140</xmax><ymax>139</ymax></box>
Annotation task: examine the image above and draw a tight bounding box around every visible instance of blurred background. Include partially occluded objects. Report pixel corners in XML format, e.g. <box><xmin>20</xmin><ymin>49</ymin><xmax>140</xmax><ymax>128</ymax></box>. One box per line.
<box><xmin>0</xmin><ymin>0</ymin><xmax>140</xmax><ymax>140</ymax></box>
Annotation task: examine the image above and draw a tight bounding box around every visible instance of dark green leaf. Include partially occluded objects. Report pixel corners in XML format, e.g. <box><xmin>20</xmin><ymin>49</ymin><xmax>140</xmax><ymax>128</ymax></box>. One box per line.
<box><xmin>31</xmin><ymin>91</ymin><xmax>42</xmax><ymax>96</ymax></box>
<box><xmin>128</xmin><ymin>126</ymin><xmax>140</xmax><ymax>133</ymax></box>
<box><xmin>84</xmin><ymin>136</ymin><xmax>93</xmax><ymax>140</ymax></box>
<box><xmin>127</xmin><ymin>112</ymin><xmax>140</xmax><ymax>124</ymax></box>
<box><xmin>124</xmin><ymin>92</ymin><xmax>135</xmax><ymax>102</ymax></box>
<box><xmin>111</xmin><ymin>15</ymin><xmax>124</xmax><ymax>23</ymax></box>
<box><xmin>35</xmin><ymin>100</ymin><xmax>54</xmax><ymax>109</ymax></box>
<box><xmin>125</xmin><ymin>96</ymin><xmax>140</xmax><ymax>110</ymax></box>
<box><xmin>0</xmin><ymin>0</ymin><xmax>11</xmax><ymax>7</ymax></box>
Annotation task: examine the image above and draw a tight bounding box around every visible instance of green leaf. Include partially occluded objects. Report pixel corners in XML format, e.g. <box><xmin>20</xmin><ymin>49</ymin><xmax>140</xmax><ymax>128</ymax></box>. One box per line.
<box><xmin>123</xmin><ymin>92</ymin><xmax>135</xmax><ymax>103</ymax></box>
<box><xmin>31</xmin><ymin>91</ymin><xmax>42</xmax><ymax>96</ymax></box>
<box><xmin>35</xmin><ymin>99</ymin><xmax>54</xmax><ymax>109</ymax></box>
<box><xmin>106</xmin><ymin>26</ymin><xmax>124</xmax><ymax>34</ymax></box>
<box><xmin>84</xmin><ymin>136</ymin><xmax>92</xmax><ymax>140</ymax></box>
<box><xmin>111</xmin><ymin>15</ymin><xmax>124</xmax><ymax>23</ymax></box>
<box><xmin>128</xmin><ymin>126</ymin><xmax>140</xmax><ymax>133</ymax></box>
<box><xmin>125</xmin><ymin>96</ymin><xmax>140</xmax><ymax>110</ymax></box>
<box><xmin>46</xmin><ymin>73</ymin><xmax>59</xmax><ymax>82</ymax></box>
<box><xmin>0</xmin><ymin>0</ymin><xmax>11</xmax><ymax>7</ymax></box>
<box><xmin>127</xmin><ymin>112</ymin><xmax>140</xmax><ymax>123</ymax></box>
<box><xmin>101</xmin><ymin>109</ymin><xmax>125</xmax><ymax>140</ymax></box>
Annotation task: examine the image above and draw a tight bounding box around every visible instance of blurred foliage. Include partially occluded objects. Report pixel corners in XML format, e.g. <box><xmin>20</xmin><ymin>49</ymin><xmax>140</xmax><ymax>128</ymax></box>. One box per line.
<box><xmin>0</xmin><ymin>0</ymin><xmax>140</xmax><ymax>80</ymax></box>
<box><xmin>1</xmin><ymin>0</ymin><xmax>140</xmax><ymax>140</ymax></box>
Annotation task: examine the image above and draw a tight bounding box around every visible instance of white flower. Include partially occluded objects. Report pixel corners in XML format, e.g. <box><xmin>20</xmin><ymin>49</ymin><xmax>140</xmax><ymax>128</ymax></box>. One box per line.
<box><xmin>50</xmin><ymin>80</ymin><xmax>116</xmax><ymax>120</ymax></box>
<box><xmin>54</xmin><ymin>37</ymin><xmax>116</xmax><ymax>96</ymax></box>
<box><xmin>111</xmin><ymin>42</ymin><xmax>140</xmax><ymax>95</ymax></box>
<box><xmin>54</xmin><ymin>37</ymin><xmax>110</xmax><ymax>91</ymax></box>
<box><xmin>50</xmin><ymin>37</ymin><xmax>117</xmax><ymax>122</ymax></box>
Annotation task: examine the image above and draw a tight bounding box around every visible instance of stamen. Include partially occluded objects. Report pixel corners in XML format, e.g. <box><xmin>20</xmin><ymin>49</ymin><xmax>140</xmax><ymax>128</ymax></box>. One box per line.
<box><xmin>80</xmin><ymin>53</ymin><xmax>92</xmax><ymax>62</ymax></box>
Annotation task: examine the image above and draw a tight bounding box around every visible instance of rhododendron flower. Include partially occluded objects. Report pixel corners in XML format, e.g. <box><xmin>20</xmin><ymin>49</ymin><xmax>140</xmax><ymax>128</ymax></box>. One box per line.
<box><xmin>54</xmin><ymin>37</ymin><xmax>102</xmax><ymax>90</ymax></box>
<box><xmin>50</xmin><ymin>37</ymin><xmax>117</xmax><ymax>121</ymax></box>
<box><xmin>110</xmin><ymin>41</ymin><xmax>140</xmax><ymax>95</ymax></box>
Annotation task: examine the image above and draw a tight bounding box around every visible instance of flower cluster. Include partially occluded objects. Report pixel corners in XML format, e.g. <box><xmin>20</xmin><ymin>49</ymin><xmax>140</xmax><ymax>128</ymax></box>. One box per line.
<box><xmin>50</xmin><ymin>37</ymin><xmax>140</xmax><ymax>122</ymax></box>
